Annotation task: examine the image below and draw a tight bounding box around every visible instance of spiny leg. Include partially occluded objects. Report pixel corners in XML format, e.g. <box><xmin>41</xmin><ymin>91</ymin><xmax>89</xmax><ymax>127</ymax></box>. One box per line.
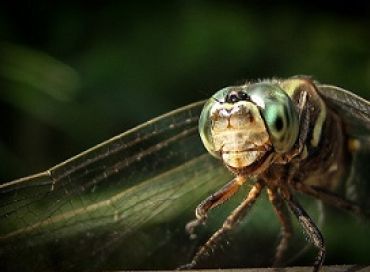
<box><xmin>186</xmin><ymin>176</ymin><xmax>247</xmax><ymax>238</ymax></box>
<box><xmin>286</xmin><ymin>195</ymin><xmax>325</xmax><ymax>272</ymax></box>
<box><xmin>179</xmin><ymin>181</ymin><xmax>263</xmax><ymax>269</ymax></box>
<box><xmin>267</xmin><ymin>187</ymin><xmax>293</xmax><ymax>267</ymax></box>
<box><xmin>284</xmin><ymin>200</ymin><xmax>325</xmax><ymax>265</ymax></box>
<box><xmin>294</xmin><ymin>182</ymin><xmax>367</xmax><ymax>218</ymax></box>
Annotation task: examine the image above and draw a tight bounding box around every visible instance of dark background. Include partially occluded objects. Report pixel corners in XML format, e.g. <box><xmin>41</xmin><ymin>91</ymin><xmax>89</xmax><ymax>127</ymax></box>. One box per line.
<box><xmin>0</xmin><ymin>1</ymin><xmax>369</xmax><ymax>269</ymax></box>
<box><xmin>1</xmin><ymin>1</ymin><xmax>369</xmax><ymax>180</ymax></box>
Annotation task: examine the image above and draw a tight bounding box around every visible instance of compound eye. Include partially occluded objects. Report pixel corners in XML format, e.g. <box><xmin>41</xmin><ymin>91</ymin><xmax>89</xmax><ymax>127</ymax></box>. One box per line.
<box><xmin>248</xmin><ymin>83</ymin><xmax>299</xmax><ymax>153</ymax></box>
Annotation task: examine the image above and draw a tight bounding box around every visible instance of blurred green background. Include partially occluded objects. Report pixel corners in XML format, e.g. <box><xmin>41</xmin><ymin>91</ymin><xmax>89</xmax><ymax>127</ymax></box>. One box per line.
<box><xmin>0</xmin><ymin>1</ymin><xmax>369</xmax><ymax>269</ymax></box>
<box><xmin>1</xmin><ymin>1</ymin><xmax>369</xmax><ymax>181</ymax></box>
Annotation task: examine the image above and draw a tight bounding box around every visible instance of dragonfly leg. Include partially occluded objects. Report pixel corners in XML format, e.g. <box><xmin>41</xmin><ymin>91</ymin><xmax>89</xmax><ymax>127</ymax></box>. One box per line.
<box><xmin>286</xmin><ymin>195</ymin><xmax>325</xmax><ymax>272</ymax></box>
<box><xmin>267</xmin><ymin>187</ymin><xmax>293</xmax><ymax>267</ymax></box>
<box><xmin>185</xmin><ymin>176</ymin><xmax>247</xmax><ymax>238</ymax></box>
<box><xmin>295</xmin><ymin>182</ymin><xmax>367</xmax><ymax>218</ymax></box>
<box><xmin>179</xmin><ymin>181</ymin><xmax>263</xmax><ymax>269</ymax></box>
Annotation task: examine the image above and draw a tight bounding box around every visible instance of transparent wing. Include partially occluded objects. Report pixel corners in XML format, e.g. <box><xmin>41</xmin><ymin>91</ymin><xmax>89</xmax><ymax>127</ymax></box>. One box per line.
<box><xmin>317</xmin><ymin>84</ymin><xmax>370</xmax><ymax>137</ymax></box>
<box><xmin>0</xmin><ymin>101</ymin><xmax>235</xmax><ymax>271</ymax></box>
<box><xmin>0</xmin><ymin>100</ymin><xmax>296</xmax><ymax>272</ymax></box>
<box><xmin>317</xmin><ymin>84</ymin><xmax>370</xmax><ymax>213</ymax></box>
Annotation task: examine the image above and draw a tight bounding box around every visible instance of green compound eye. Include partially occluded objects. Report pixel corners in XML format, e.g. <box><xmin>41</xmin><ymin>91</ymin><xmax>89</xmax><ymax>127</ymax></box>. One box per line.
<box><xmin>247</xmin><ymin>83</ymin><xmax>299</xmax><ymax>153</ymax></box>
<box><xmin>198</xmin><ymin>87</ymin><xmax>230</xmax><ymax>158</ymax></box>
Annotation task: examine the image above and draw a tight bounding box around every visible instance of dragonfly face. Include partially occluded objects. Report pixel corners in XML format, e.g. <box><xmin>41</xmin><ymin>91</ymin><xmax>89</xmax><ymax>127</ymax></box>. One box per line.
<box><xmin>199</xmin><ymin>83</ymin><xmax>299</xmax><ymax>171</ymax></box>
<box><xmin>1</xmin><ymin>76</ymin><xmax>370</xmax><ymax>272</ymax></box>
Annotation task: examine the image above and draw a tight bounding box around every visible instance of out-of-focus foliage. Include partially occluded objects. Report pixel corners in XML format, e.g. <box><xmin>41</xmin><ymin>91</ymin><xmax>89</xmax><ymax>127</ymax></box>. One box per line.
<box><xmin>0</xmin><ymin>1</ymin><xmax>369</xmax><ymax>179</ymax></box>
<box><xmin>0</xmin><ymin>1</ymin><xmax>369</xmax><ymax>269</ymax></box>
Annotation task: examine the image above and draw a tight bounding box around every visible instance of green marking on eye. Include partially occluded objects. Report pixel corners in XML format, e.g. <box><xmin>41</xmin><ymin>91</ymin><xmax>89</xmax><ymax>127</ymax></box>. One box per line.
<box><xmin>274</xmin><ymin>116</ymin><xmax>284</xmax><ymax>131</ymax></box>
<box><xmin>247</xmin><ymin>83</ymin><xmax>299</xmax><ymax>153</ymax></box>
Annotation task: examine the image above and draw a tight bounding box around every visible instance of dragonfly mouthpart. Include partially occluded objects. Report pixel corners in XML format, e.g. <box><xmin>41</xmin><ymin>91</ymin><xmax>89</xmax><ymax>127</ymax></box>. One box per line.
<box><xmin>221</xmin><ymin>143</ymin><xmax>273</xmax><ymax>170</ymax></box>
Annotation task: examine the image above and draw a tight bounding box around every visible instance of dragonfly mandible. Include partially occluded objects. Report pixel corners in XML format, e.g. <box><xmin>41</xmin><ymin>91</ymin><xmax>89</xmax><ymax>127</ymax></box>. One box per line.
<box><xmin>1</xmin><ymin>76</ymin><xmax>369</xmax><ymax>272</ymax></box>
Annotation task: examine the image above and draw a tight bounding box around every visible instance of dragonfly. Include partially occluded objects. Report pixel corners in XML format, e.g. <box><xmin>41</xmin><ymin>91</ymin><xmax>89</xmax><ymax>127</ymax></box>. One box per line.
<box><xmin>0</xmin><ymin>76</ymin><xmax>370</xmax><ymax>272</ymax></box>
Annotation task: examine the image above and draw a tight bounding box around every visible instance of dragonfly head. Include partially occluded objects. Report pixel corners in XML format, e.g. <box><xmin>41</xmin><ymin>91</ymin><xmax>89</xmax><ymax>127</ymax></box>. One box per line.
<box><xmin>199</xmin><ymin>82</ymin><xmax>299</xmax><ymax>172</ymax></box>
